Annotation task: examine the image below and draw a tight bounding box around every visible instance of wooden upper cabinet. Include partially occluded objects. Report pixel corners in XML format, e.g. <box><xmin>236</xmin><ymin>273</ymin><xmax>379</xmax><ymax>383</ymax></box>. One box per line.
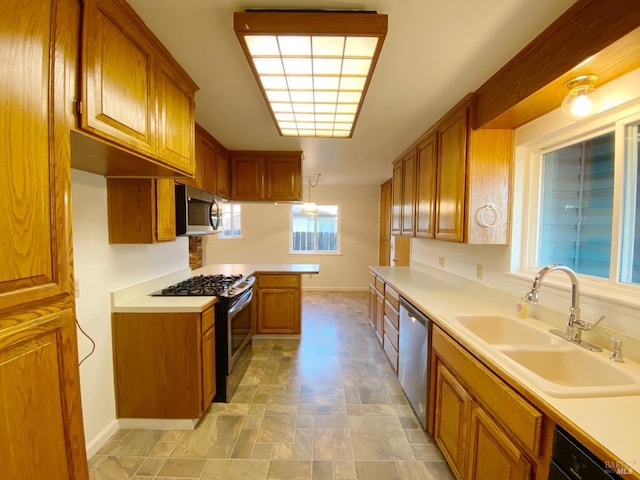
<box><xmin>229</xmin><ymin>151</ymin><xmax>302</xmax><ymax>201</ymax></box>
<box><xmin>215</xmin><ymin>145</ymin><xmax>231</xmax><ymax>199</ymax></box>
<box><xmin>184</xmin><ymin>123</ymin><xmax>217</xmax><ymax>193</ymax></box>
<box><xmin>80</xmin><ymin>0</ymin><xmax>197</xmax><ymax>177</ymax></box>
<box><xmin>81</xmin><ymin>0</ymin><xmax>156</xmax><ymax>155</ymax></box>
<box><xmin>107</xmin><ymin>178</ymin><xmax>176</xmax><ymax>243</ymax></box>
<box><xmin>267</xmin><ymin>156</ymin><xmax>302</xmax><ymax>201</ymax></box>
<box><xmin>0</xmin><ymin>0</ymin><xmax>74</xmax><ymax>312</ymax></box>
<box><xmin>156</xmin><ymin>58</ymin><xmax>196</xmax><ymax>174</ymax></box>
<box><xmin>415</xmin><ymin>132</ymin><xmax>438</xmax><ymax>238</ymax></box>
<box><xmin>391</xmin><ymin>160</ymin><xmax>402</xmax><ymax>235</ymax></box>
<box><xmin>230</xmin><ymin>154</ymin><xmax>264</xmax><ymax>200</ymax></box>
<box><xmin>401</xmin><ymin>151</ymin><xmax>417</xmax><ymax>236</ymax></box>
<box><xmin>435</xmin><ymin>106</ymin><xmax>468</xmax><ymax>242</ymax></box>
<box><xmin>435</xmin><ymin>96</ymin><xmax>513</xmax><ymax>244</ymax></box>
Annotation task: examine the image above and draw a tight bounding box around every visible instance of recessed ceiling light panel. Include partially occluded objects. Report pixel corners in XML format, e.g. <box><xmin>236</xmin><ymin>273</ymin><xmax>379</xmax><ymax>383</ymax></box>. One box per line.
<box><xmin>234</xmin><ymin>10</ymin><xmax>388</xmax><ymax>138</ymax></box>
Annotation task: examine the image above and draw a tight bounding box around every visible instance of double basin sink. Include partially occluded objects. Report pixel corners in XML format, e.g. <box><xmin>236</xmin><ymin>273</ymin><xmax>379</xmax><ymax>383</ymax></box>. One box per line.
<box><xmin>453</xmin><ymin>314</ymin><xmax>640</xmax><ymax>398</ymax></box>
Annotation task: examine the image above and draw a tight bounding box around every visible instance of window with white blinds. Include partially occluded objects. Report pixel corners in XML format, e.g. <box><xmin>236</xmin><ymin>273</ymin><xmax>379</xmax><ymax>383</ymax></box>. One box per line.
<box><xmin>527</xmin><ymin>114</ymin><xmax>640</xmax><ymax>286</ymax></box>
<box><xmin>538</xmin><ymin>133</ymin><xmax>614</xmax><ymax>279</ymax></box>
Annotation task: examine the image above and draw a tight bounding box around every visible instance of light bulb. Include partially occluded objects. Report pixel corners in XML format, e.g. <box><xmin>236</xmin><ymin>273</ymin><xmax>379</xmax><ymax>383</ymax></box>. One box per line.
<box><xmin>561</xmin><ymin>75</ymin><xmax>599</xmax><ymax>120</ymax></box>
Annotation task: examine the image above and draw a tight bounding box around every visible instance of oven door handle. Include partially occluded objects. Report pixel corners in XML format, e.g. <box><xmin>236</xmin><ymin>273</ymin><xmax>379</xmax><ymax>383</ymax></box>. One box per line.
<box><xmin>228</xmin><ymin>289</ymin><xmax>253</xmax><ymax>317</ymax></box>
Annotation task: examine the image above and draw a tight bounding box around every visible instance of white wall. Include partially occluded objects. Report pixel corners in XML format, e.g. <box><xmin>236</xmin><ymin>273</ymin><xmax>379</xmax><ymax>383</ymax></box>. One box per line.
<box><xmin>71</xmin><ymin>169</ymin><xmax>189</xmax><ymax>456</ymax></box>
<box><xmin>410</xmin><ymin>68</ymin><xmax>640</xmax><ymax>360</ymax></box>
<box><xmin>204</xmin><ymin>184</ymin><xmax>379</xmax><ymax>290</ymax></box>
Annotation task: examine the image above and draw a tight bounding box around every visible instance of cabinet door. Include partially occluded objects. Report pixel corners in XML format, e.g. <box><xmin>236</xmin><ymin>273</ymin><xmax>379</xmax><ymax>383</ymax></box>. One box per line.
<box><xmin>391</xmin><ymin>160</ymin><xmax>403</xmax><ymax>235</ymax></box>
<box><xmin>436</xmin><ymin>107</ymin><xmax>468</xmax><ymax>242</ymax></box>
<box><xmin>416</xmin><ymin>133</ymin><xmax>438</xmax><ymax>238</ymax></box>
<box><xmin>434</xmin><ymin>361</ymin><xmax>471</xmax><ymax>480</ymax></box>
<box><xmin>201</xmin><ymin>326</ymin><xmax>216</xmax><ymax>408</ymax></box>
<box><xmin>266</xmin><ymin>156</ymin><xmax>302</xmax><ymax>201</ymax></box>
<box><xmin>155</xmin><ymin>179</ymin><xmax>176</xmax><ymax>242</ymax></box>
<box><xmin>230</xmin><ymin>155</ymin><xmax>264</xmax><ymax>200</ymax></box>
<box><xmin>375</xmin><ymin>290</ymin><xmax>385</xmax><ymax>344</ymax></box>
<box><xmin>257</xmin><ymin>288</ymin><xmax>300</xmax><ymax>333</ymax></box>
<box><xmin>0</xmin><ymin>0</ymin><xmax>74</xmax><ymax>311</ymax></box>
<box><xmin>467</xmin><ymin>406</ymin><xmax>531</xmax><ymax>480</ymax></box>
<box><xmin>379</xmin><ymin>179</ymin><xmax>392</xmax><ymax>266</ymax></box>
<box><xmin>81</xmin><ymin>0</ymin><xmax>156</xmax><ymax>156</ymax></box>
<box><xmin>193</xmin><ymin>124</ymin><xmax>217</xmax><ymax>193</ymax></box>
<box><xmin>156</xmin><ymin>59</ymin><xmax>196</xmax><ymax>175</ymax></box>
<box><xmin>216</xmin><ymin>146</ymin><xmax>231</xmax><ymax>198</ymax></box>
<box><xmin>401</xmin><ymin>151</ymin><xmax>417</xmax><ymax>236</ymax></box>
<box><xmin>368</xmin><ymin>283</ymin><xmax>377</xmax><ymax>329</ymax></box>
<box><xmin>0</xmin><ymin>309</ymin><xmax>87</xmax><ymax>480</ymax></box>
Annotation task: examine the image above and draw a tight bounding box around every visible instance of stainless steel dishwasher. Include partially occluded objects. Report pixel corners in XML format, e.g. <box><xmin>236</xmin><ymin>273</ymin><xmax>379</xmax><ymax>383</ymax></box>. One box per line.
<box><xmin>398</xmin><ymin>297</ymin><xmax>430</xmax><ymax>429</ymax></box>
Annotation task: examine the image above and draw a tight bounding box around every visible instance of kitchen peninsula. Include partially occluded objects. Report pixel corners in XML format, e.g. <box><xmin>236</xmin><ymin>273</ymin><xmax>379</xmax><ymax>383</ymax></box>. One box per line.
<box><xmin>109</xmin><ymin>263</ymin><xmax>318</xmax><ymax>428</ymax></box>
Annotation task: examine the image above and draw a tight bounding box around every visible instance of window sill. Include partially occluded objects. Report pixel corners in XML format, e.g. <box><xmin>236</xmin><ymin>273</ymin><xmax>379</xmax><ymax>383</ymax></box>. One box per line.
<box><xmin>507</xmin><ymin>270</ymin><xmax>640</xmax><ymax>310</ymax></box>
<box><xmin>288</xmin><ymin>251</ymin><xmax>342</xmax><ymax>256</ymax></box>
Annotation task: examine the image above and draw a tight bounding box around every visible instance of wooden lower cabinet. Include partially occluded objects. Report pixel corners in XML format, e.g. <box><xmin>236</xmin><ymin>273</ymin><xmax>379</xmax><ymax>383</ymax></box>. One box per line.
<box><xmin>433</xmin><ymin>325</ymin><xmax>545</xmax><ymax>480</ymax></box>
<box><xmin>467</xmin><ymin>406</ymin><xmax>531</xmax><ymax>480</ymax></box>
<box><xmin>112</xmin><ymin>306</ymin><xmax>216</xmax><ymax>419</ymax></box>
<box><xmin>434</xmin><ymin>362</ymin><xmax>472</xmax><ymax>480</ymax></box>
<box><xmin>375</xmin><ymin>289</ymin><xmax>384</xmax><ymax>344</ymax></box>
<box><xmin>256</xmin><ymin>274</ymin><xmax>301</xmax><ymax>334</ymax></box>
<box><xmin>0</xmin><ymin>308</ymin><xmax>88</xmax><ymax>480</ymax></box>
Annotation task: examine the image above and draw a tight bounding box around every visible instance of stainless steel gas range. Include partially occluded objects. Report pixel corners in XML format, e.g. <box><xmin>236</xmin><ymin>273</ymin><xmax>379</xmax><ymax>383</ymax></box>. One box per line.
<box><xmin>152</xmin><ymin>274</ymin><xmax>255</xmax><ymax>402</ymax></box>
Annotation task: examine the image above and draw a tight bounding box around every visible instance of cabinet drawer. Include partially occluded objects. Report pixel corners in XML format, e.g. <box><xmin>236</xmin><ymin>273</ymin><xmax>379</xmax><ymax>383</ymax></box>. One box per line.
<box><xmin>384</xmin><ymin>299</ymin><xmax>399</xmax><ymax>329</ymax></box>
<box><xmin>201</xmin><ymin>306</ymin><xmax>214</xmax><ymax>332</ymax></box>
<box><xmin>384</xmin><ymin>316</ymin><xmax>399</xmax><ymax>351</ymax></box>
<box><xmin>432</xmin><ymin>326</ymin><xmax>543</xmax><ymax>456</ymax></box>
<box><xmin>383</xmin><ymin>334</ymin><xmax>398</xmax><ymax>372</ymax></box>
<box><xmin>385</xmin><ymin>284</ymin><xmax>400</xmax><ymax>310</ymax></box>
<box><xmin>257</xmin><ymin>274</ymin><xmax>300</xmax><ymax>288</ymax></box>
<box><xmin>369</xmin><ymin>271</ymin><xmax>376</xmax><ymax>287</ymax></box>
<box><xmin>375</xmin><ymin>276</ymin><xmax>385</xmax><ymax>293</ymax></box>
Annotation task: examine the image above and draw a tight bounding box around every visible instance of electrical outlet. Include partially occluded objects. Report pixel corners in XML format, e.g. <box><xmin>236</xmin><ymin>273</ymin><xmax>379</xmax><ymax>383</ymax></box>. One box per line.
<box><xmin>438</xmin><ymin>256</ymin><xmax>445</xmax><ymax>268</ymax></box>
<box><xmin>476</xmin><ymin>264</ymin><xmax>483</xmax><ymax>279</ymax></box>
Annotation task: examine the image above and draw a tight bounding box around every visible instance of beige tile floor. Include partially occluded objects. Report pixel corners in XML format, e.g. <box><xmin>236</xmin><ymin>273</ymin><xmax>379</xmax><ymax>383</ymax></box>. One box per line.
<box><xmin>89</xmin><ymin>291</ymin><xmax>454</xmax><ymax>480</ymax></box>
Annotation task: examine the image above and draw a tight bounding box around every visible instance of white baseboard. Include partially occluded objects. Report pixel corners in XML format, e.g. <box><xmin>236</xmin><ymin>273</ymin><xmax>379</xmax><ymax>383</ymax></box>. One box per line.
<box><xmin>302</xmin><ymin>287</ymin><xmax>368</xmax><ymax>292</ymax></box>
<box><xmin>253</xmin><ymin>334</ymin><xmax>301</xmax><ymax>340</ymax></box>
<box><xmin>85</xmin><ymin>419</ymin><xmax>120</xmax><ymax>459</ymax></box>
<box><xmin>118</xmin><ymin>417</ymin><xmax>200</xmax><ymax>431</ymax></box>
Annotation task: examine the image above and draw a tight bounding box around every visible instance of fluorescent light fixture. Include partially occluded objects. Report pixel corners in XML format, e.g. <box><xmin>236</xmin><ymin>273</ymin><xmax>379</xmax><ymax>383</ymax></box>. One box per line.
<box><xmin>234</xmin><ymin>10</ymin><xmax>388</xmax><ymax>138</ymax></box>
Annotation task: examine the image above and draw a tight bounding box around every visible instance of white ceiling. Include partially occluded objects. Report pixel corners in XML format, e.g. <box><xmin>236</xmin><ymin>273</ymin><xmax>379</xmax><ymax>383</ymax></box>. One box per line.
<box><xmin>128</xmin><ymin>0</ymin><xmax>577</xmax><ymax>186</ymax></box>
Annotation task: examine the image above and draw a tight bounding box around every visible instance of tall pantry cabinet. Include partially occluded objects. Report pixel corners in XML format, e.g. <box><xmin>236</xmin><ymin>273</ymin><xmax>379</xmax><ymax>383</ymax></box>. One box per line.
<box><xmin>0</xmin><ymin>0</ymin><xmax>89</xmax><ymax>479</ymax></box>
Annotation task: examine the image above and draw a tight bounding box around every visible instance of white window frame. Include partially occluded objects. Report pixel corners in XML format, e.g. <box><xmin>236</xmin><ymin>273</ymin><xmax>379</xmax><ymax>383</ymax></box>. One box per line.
<box><xmin>289</xmin><ymin>204</ymin><xmax>341</xmax><ymax>255</ymax></box>
<box><xmin>218</xmin><ymin>203</ymin><xmax>242</xmax><ymax>239</ymax></box>
<box><xmin>514</xmin><ymin>100</ymin><xmax>640</xmax><ymax>305</ymax></box>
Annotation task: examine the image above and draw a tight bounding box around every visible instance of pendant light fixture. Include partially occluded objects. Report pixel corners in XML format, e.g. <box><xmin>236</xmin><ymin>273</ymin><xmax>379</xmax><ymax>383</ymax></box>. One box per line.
<box><xmin>300</xmin><ymin>173</ymin><xmax>321</xmax><ymax>215</ymax></box>
<box><xmin>561</xmin><ymin>75</ymin><xmax>600</xmax><ymax>120</ymax></box>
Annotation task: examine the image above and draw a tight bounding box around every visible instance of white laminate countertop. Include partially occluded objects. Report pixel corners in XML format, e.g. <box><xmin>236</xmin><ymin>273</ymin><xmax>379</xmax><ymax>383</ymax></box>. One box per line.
<box><xmin>192</xmin><ymin>263</ymin><xmax>320</xmax><ymax>276</ymax></box>
<box><xmin>111</xmin><ymin>264</ymin><xmax>319</xmax><ymax>313</ymax></box>
<box><xmin>370</xmin><ymin>266</ymin><xmax>640</xmax><ymax>477</ymax></box>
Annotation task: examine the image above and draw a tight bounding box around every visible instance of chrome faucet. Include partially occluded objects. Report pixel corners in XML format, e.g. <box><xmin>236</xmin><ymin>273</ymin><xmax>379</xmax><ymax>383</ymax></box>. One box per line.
<box><xmin>525</xmin><ymin>264</ymin><xmax>603</xmax><ymax>351</ymax></box>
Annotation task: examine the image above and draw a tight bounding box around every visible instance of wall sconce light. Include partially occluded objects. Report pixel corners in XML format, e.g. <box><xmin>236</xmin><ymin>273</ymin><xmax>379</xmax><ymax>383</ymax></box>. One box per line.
<box><xmin>300</xmin><ymin>173</ymin><xmax>321</xmax><ymax>215</ymax></box>
<box><xmin>561</xmin><ymin>75</ymin><xmax>600</xmax><ymax>119</ymax></box>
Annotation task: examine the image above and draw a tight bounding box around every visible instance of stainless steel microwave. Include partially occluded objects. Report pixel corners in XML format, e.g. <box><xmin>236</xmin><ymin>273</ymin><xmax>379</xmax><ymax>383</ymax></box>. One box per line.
<box><xmin>175</xmin><ymin>184</ymin><xmax>222</xmax><ymax>236</ymax></box>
